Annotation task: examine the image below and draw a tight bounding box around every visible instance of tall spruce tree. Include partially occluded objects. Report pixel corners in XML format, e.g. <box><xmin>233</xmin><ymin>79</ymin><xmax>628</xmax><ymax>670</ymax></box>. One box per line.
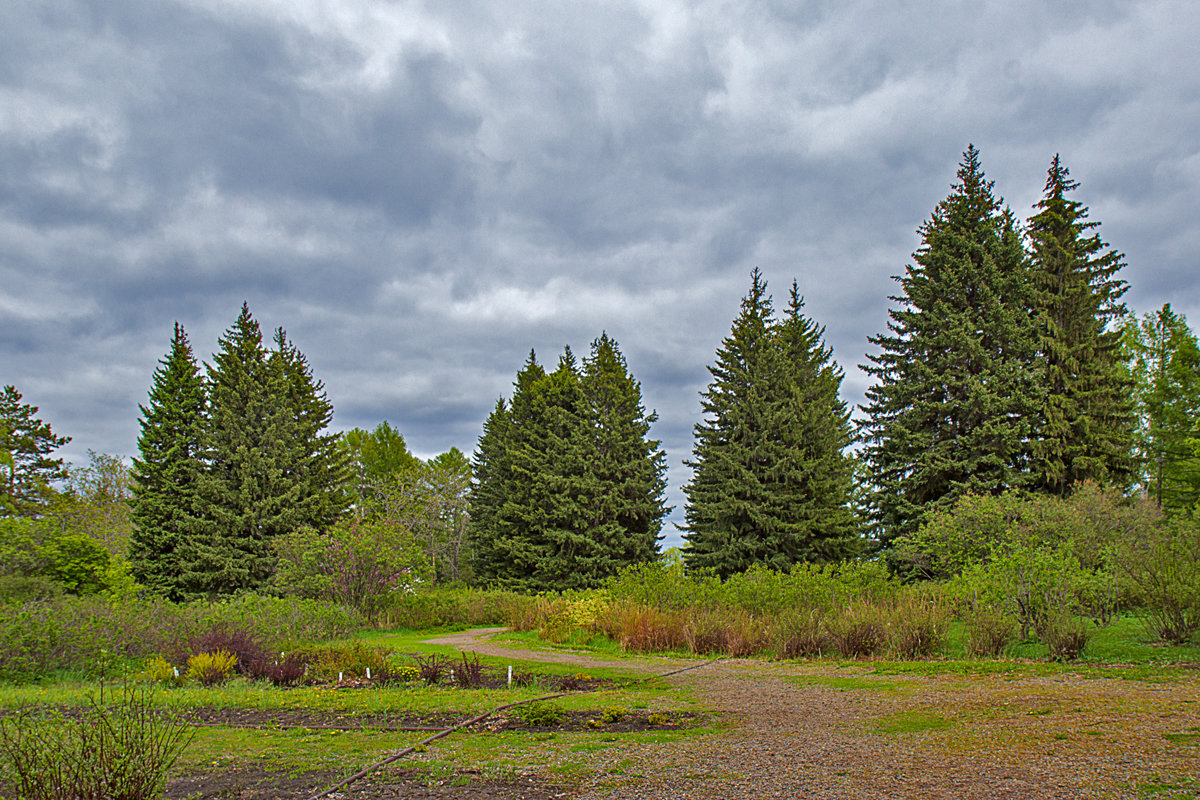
<box><xmin>189</xmin><ymin>304</ymin><xmax>343</xmax><ymax>596</ymax></box>
<box><xmin>469</xmin><ymin>342</ymin><xmax>669</xmax><ymax>590</ymax></box>
<box><xmin>580</xmin><ymin>333</ymin><xmax>669</xmax><ymax>571</ymax></box>
<box><xmin>859</xmin><ymin>146</ymin><xmax>1042</xmax><ymax>545</ymax></box>
<box><xmin>270</xmin><ymin>327</ymin><xmax>349</xmax><ymax>530</ymax></box>
<box><xmin>683</xmin><ymin>271</ymin><xmax>857</xmax><ymax>577</ymax></box>
<box><xmin>467</xmin><ymin>397</ymin><xmax>513</xmax><ymax>581</ymax></box>
<box><xmin>129</xmin><ymin>323</ymin><xmax>207</xmax><ymax>600</ymax></box>
<box><xmin>468</xmin><ymin>353</ymin><xmax>544</xmax><ymax>587</ymax></box>
<box><xmin>1028</xmin><ymin>156</ymin><xmax>1135</xmax><ymax>494</ymax></box>
<box><xmin>0</xmin><ymin>385</ymin><xmax>70</xmax><ymax>517</ymax></box>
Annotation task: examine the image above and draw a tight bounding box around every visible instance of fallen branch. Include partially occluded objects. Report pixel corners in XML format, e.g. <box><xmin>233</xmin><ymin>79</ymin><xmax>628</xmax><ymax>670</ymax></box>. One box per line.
<box><xmin>303</xmin><ymin>655</ymin><xmax>717</xmax><ymax>800</ymax></box>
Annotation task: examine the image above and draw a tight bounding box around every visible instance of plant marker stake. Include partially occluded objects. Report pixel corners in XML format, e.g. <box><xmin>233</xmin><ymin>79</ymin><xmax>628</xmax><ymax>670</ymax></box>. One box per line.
<box><xmin>450</xmin><ymin>669</ymin><xmax>454</xmax><ymax>683</ymax></box>
<box><xmin>366</xmin><ymin>667</ymin><xmax>371</xmax><ymax>680</ymax></box>
<box><xmin>508</xmin><ymin>665</ymin><xmax>512</xmax><ymax>687</ymax></box>
<box><xmin>173</xmin><ymin>666</ymin><xmax>179</xmax><ymax>678</ymax></box>
<box><xmin>338</xmin><ymin>671</ymin><xmax>343</xmax><ymax>683</ymax></box>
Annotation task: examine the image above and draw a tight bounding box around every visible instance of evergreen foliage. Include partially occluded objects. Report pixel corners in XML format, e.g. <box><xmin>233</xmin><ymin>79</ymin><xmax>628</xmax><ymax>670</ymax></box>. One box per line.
<box><xmin>131</xmin><ymin>305</ymin><xmax>345</xmax><ymax>598</ymax></box>
<box><xmin>1028</xmin><ymin>156</ymin><xmax>1134</xmax><ymax>494</ymax></box>
<box><xmin>130</xmin><ymin>324</ymin><xmax>207</xmax><ymax>600</ymax></box>
<box><xmin>0</xmin><ymin>385</ymin><xmax>71</xmax><ymax>517</ymax></box>
<box><xmin>469</xmin><ymin>341</ymin><xmax>668</xmax><ymax>591</ymax></box>
<box><xmin>1125</xmin><ymin>304</ymin><xmax>1200</xmax><ymax>512</ymax></box>
<box><xmin>859</xmin><ymin>146</ymin><xmax>1042</xmax><ymax>545</ymax></box>
<box><xmin>683</xmin><ymin>270</ymin><xmax>858</xmax><ymax>577</ymax></box>
<box><xmin>581</xmin><ymin>333</ymin><xmax>670</xmax><ymax>570</ymax></box>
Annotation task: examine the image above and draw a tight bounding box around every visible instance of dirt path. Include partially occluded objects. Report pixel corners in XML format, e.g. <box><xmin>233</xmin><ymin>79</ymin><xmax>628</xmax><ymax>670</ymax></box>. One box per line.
<box><xmin>422</xmin><ymin>628</ymin><xmax>691</xmax><ymax>672</ymax></box>
<box><xmin>437</xmin><ymin>628</ymin><xmax>1200</xmax><ymax>800</ymax></box>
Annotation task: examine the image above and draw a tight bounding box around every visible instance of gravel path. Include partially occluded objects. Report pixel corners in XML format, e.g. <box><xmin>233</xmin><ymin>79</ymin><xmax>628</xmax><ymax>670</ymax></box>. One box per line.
<box><xmin>435</xmin><ymin>629</ymin><xmax>1200</xmax><ymax>799</ymax></box>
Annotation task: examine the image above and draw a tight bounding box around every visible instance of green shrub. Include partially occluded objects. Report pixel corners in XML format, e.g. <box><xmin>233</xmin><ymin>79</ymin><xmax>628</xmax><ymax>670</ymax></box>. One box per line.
<box><xmin>301</xmin><ymin>642</ymin><xmax>392</xmax><ymax>680</ymax></box>
<box><xmin>825</xmin><ymin>604</ymin><xmax>886</xmax><ymax>658</ymax></box>
<box><xmin>185</xmin><ymin>650</ymin><xmax>237</xmax><ymax>686</ymax></box>
<box><xmin>773</xmin><ymin>607</ymin><xmax>828</xmax><ymax>658</ymax></box>
<box><xmin>602</xmin><ymin>706</ymin><xmax>627</xmax><ymax>723</ymax></box>
<box><xmin>140</xmin><ymin>655</ymin><xmax>186</xmax><ymax>688</ymax></box>
<box><xmin>881</xmin><ymin>593</ymin><xmax>949</xmax><ymax>658</ymax></box>
<box><xmin>0</xmin><ymin>682</ymin><xmax>194</xmax><ymax>799</ymax></box>
<box><xmin>513</xmin><ymin>702</ymin><xmax>565</xmax><ymax>726</ymax></box>
<box><xmin>1036</xmin><ymin>610</ymin><xmax>1092</xmax><ymax>661</ymax></box>
<box><xmin>962</xmin><ymin>608</ymin><xmax>1017</xmax><ymax>657</ymax></box>
<box><xmin>1108</xmin><ymin>514</ymin><xmax>1200</xmax><ymax>644</ymax></box>
<box><xmin>383</xmin><ymin>587</ymin><xmax>533</xmax><ymax>629</ymax></box>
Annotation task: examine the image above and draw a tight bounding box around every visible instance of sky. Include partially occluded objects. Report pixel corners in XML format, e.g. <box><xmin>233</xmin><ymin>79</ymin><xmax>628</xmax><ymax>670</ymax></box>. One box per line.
<box><xmin>3</xmin><ymin>0</ymin><xmax>1199</xmax><ymax>548</ymax></box>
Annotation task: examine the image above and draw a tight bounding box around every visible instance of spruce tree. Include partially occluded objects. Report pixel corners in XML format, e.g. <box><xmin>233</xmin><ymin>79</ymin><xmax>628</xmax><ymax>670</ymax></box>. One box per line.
<box><xmin>192</xmin><ymin>304</ymin><xmax>344</xmax><ymax>595</ymax></box>
<box><xmin>1028</xmin><ymin>156</ymin><xmax>1135</xmax><ymax>494</ymax></box>
<box><xmin>0</xmin><ymin>385</ymin><xmax>70</xmax><ymax>517</ymax></box>
<box><xmin>467</xmin><ymin>397</ymin><xmax>513</xmax><ymax>581</ymax></box>
<box><xmin>470</xmin><ymin>342</ymin><xmax>669</xmax><ymax>590</ymax></box>
<box><xmin>684</xmin><ymin>270</ymin><xmax>777</xmax><ymax>576</ymax></box>
<box><xmin>767</xmin><ymin>284</ymin><xmax>859</xmax><ymax>560</ymax></box>
<box><xmin>683</xmin><ymin>271</ymin><xmax>858</xmax><ymax>577</ymax></box>
<box><xmin>129</xmin><ymin>323</ymin><xmax>207</xmax><ymax>599</ymax></box>
<box><xmin>580</xmin><ymin>333</ymin><xmax>669</xmax><ymax>571</ymax></box>
<box><xmin>859</xmin><ymin>146</ymin><xmax>1042</xmax><ymax>545</ymax></box>
<box><xmin>270</xmin><ymin>327</ymin><xmax>349</xmax><ymax>530</ymax></box>
<box><xmin>512</xmin><ymin>348</ymin><xmax>595</xmax><ymax>590</ymax></box>
<box><xmin>469</xmin><ymin>353</ymin><xmax>545</xmax><ymax>587</ymax></box>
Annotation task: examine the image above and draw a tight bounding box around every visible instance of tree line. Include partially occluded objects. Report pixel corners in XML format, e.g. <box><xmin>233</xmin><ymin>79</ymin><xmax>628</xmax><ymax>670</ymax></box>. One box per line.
<box><xmin>3</xmin><ymin>145</ymin><xmax>1198</xmax><ymax>601</ymax></box>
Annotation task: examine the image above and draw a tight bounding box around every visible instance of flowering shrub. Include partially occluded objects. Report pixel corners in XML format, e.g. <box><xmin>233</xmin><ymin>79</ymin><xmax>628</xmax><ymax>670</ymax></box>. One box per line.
<box><xmin>272</xmin><ymin>517</ymin><xmax>432</xmax><ymax>617</ymax></box>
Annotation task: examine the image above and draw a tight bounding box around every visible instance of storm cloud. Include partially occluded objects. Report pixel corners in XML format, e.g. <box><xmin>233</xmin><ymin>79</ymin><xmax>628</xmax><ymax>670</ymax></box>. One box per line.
<box><xmin>3</xmin><ymin>0</ymin><xmax>1199</xmax><ymax>545</ymax></box>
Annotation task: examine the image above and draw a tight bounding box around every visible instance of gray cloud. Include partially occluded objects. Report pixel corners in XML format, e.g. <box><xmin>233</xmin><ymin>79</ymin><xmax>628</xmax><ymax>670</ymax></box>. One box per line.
<box><xmin>3</xmin><ymin>0</ymin><xmax>1199</xmax><ymax>547</ymax></box>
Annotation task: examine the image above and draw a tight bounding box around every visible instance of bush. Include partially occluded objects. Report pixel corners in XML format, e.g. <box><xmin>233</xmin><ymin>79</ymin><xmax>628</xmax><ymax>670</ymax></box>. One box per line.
<box><xmin>0</xmin><ymin>682</ymin><xmax>194</xmax><ymax>799</ymax></box>
<box><xmin>882</xmin><ymin>594</ymin><xmax>949</xmax><ymax>658</ymax></box>
<box><xmin>1036</xmin><ymin>610</ymin><xmax>1092</xmax><ymax>661</ymax></box>
<box><xmin>376</xmin><ymin>663</ymin><xmax>420</xmax><ymax>683</ymax></box>
<box><xmin>453</xmin><ymin>652</ymin><xmax>485</xmax><ymax>688</ymax></box>
<box><xmin>273</xmin><ymin>518</ymin><xmax>431</xmax><ymax>618</ymax></box>
<box><xmin>825</xmin><ymin>604</ymin><xmax>886</xmax><ymax>658</ymax></box>
<box><xmin>962</xmin><ymin>609</ymin><xmax>1017</xmax><ymax>657</ymax></box>
<box><xmin>1109</xmin><ymin>514</ymin><xmax>1200</xmax><ymax>644</ymax></box>
<box><xmin>186</xmin><ymin>625</ymin><xmax>266</xmax><ymax>676</ymax></box>
<box><xmin>413</xmin><ymin>653</ymin><xmax>452</xmax><ymax>685</ymax></box>
<box><xmin>140</xmin><ymin>655</ymin><xmax>186</xmax><ymax>688</ymax></box>
<box><xmin>513</xmin><ymin>701</ymin><xmax>565</xmax><ymax>726</ymax></box>
<box><xmin>301</xmin><ymin>643</ymin><xmax>392</xmax><ymax>681</ymax></box>
<box><xmin>598</xmin><ymin>602</ymin><xmax>688</xmax><ymax>653</ymax></box>
<box><xmin>247</xmin><ymin>652</ymin><xmax>309</xmax><ymax>687</ymax></box>
<box><xmin>0</xmin><ymin>594</ymin><xmax>365</xmax><ymax>683</ymax></box>
<box><xmin>185</xmin><ymin>650</ymin><xmax>237</xmax><ymax>686</ymax></box>
<box><xmin>383</xmin><ymin>587</ymin><xmax>534</xmax><ymax>629</ymax></box>
<box><xmin>773</xmin><ymin>607</ymin><xmax>828</xmax><ymax>658</ymax></box>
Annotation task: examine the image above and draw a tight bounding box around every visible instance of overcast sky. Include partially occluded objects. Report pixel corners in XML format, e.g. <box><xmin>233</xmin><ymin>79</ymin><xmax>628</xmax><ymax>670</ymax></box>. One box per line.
<box><xmin>3</xmin><ymin>0</ymin><xmax>1199</xmax><ymax>547</ymax></box>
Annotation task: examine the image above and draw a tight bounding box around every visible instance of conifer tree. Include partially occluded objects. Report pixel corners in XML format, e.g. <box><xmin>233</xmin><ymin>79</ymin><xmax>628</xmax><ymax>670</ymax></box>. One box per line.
<box><xmin>0</xmin><ymin>385</ymin><xmax>70</xmax><ymax>517</ymax></box>
<box><xmin>860</xmin><ymin>146</ymin><xmax>1042</xmax><ymax>545</ymax></box>
<box><xmin>129</xmin><ymin>323</ymin><xmax>207</xmax><ymax>599</ymax></box>
<box><xmin>469</xmin><ymin>353</ymin><xmax>544</xmax><ymax>587</ymax></box>
<box><xmin>1028</xmin><ymin>156</ymin><xmax>1135</xmax><ymax>494</ymax></box>
<box><xmin>189</xmin><ymin>304</ymin><xmax>343</xmax><ymax>595</ymax></box>
<box><xmin>580</xmin><ymin>333</ymin><xmax>669</xmax><ymax>571</ymax></box>
<box><xmin>683</xmin><ymin>271</ymin><xmax>858</xmax><ymax>577</ymax></box>
<box><xmin>467</xmin><ymin>397</ymin><xmax>512</xmax><ymax>581</ymax></box>
<box><xmin>469</xmin><ymin>342</ymin><xmax>669</xmax><ymax>590</ymax></box>
<box><xmin>269</xmin><ymin>327</ymin><xmax>349</xmax><ymax>531</ymax></box>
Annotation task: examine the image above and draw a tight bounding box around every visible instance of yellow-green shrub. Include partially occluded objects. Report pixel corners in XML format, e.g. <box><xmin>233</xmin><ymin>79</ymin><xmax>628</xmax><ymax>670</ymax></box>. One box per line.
<box><xmin>185</xmin><ymin>650</ymin><xmax>236</xmax><ymax>686</ymax></box>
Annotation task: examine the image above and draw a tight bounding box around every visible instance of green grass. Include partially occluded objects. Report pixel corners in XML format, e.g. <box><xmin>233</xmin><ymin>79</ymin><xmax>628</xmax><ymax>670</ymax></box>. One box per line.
<box><xmin>874</xmin><ymin>711</ymin><xmax>954</xmax><ymax>735</ymax></box>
